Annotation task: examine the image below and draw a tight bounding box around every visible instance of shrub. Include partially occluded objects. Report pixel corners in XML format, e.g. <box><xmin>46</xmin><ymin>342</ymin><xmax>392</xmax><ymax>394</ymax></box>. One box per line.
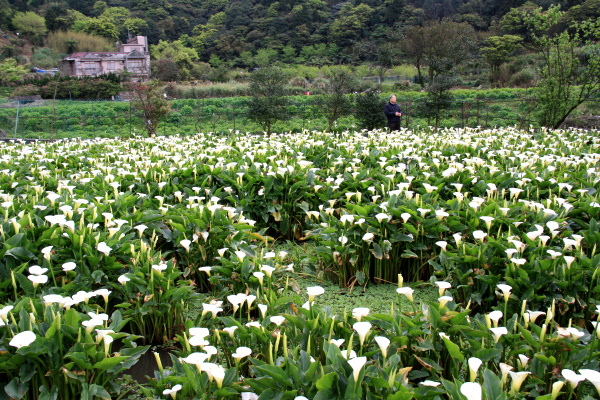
<box><xmin>246</xmin><ymin>66</ymin><xmax>291</xmax><ymax>134</ymax></box>
<box><xmin>30</xmin><ymin>47</ymin><xmax>62</xmax><ymax>69</ymax></box>
<box><xmin>354</xmin><ymin>90</ymin><xmax>386</xmax><ymax>130</ymax></box>
<box><xmin>180</xmin><ymin>105</ymin><xmax>194</xmax><ymax>115</ymax></box>
<box><xmin>13</xmin><ymin>77</ymin><xmax>122</xmax><ymax>99</ymax></box>
<box><xmin>11</xmin><ymin>84</ymin><xmax>39</xmax><ymax>97</ymax></box>
<box><xmin>509</xmin><ymin>69</ymin><xmax>535</xmax><ymax>87</ymax></box>
<box><xmin>166</xmin><ymin>111</ymin><xmax>182</xmax><ymax>123</ymax></box>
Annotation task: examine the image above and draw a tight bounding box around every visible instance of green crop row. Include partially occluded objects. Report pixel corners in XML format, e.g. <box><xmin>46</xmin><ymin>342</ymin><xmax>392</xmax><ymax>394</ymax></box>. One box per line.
<box><xmin>1</xmin><ymin>88</ymin><xmax>598</xmax><ymax>138</ymax></box>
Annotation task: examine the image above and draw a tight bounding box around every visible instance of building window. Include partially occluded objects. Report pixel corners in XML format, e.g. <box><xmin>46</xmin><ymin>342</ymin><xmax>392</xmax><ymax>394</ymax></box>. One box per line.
<box><xmin>108</xmin><ymin>61</ymin><xmax>115</xmax><ymax>71</ymax></box>
<box><xmin>126</xmin><ymin>59</ymin><xmax>144</xmax><ymax>73</ymax></box>
<box><xmin>82</xmin><ymin>61</ymin><xmax>100</xmax><ymax>75</ymax></box>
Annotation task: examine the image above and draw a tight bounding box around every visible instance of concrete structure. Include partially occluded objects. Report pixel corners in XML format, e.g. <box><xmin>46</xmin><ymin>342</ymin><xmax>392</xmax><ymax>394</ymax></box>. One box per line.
<box><xmin>59</xmin><ymin>36</ymin><xmax>150</xmax><ymax>81</ymax></box>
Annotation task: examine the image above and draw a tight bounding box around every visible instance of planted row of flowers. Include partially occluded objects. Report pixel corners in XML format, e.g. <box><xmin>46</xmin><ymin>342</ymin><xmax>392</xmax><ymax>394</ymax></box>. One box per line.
<box><xmin>0</xmin><ymin>126</ymin><xmax>598</xmax><ymax>399</ymax></box>
<box><xmin>3</xmin><ymin>277</ymin><xmax>600</xmax><ymax>399</ymax></box>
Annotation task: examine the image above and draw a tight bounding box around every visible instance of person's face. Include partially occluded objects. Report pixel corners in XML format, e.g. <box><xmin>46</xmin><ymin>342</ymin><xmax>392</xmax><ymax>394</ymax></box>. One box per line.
<box><xmin>390</xmin><ymin>96</ymin><xmax>396</xmax><ymax>104</ymax></box>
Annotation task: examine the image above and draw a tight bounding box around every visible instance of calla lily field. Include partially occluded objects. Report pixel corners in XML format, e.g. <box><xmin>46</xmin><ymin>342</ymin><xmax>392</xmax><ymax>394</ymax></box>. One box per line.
<box><xmin>0</xmin><ymin>126</ymin><xmax>599</xmax><ymax>400</ymax></box>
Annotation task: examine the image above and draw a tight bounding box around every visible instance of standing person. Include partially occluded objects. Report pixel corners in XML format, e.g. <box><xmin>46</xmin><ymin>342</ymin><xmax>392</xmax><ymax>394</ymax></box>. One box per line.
<box><xmin>384</xmin><ymin>94</ymin><xmax>402</xmax><ymax>131</ymax></box>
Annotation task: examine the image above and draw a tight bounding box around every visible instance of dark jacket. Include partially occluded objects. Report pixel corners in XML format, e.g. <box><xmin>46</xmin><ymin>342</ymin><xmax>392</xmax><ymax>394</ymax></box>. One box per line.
<box><xmin>384</xmin><ymin>102</ymin><xmax>402</xmax><ymax>123</ymax></box>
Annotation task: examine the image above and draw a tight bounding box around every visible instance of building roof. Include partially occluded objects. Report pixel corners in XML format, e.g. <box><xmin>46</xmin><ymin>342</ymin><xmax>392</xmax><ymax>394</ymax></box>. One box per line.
<box><xmin>63</xmin><ymin>50</ymin><xmax>147</xmax><ymax>61</ymax></box>
<box><xmin>65</xmin><ymin>52</ymin><xmax>126</xmax><ymax>60</ymax></box>
<box><xmin>126</xmin><ymin>50</ymin><xmax>146</xmax><ymax>58</ymax></box>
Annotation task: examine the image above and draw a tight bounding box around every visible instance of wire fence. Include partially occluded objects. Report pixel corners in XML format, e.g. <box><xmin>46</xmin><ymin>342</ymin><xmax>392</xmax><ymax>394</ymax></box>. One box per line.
<box><xmin>0</xmin><ymin>98</ymin><xmax>599</xmax><ymax>139</ymax></box>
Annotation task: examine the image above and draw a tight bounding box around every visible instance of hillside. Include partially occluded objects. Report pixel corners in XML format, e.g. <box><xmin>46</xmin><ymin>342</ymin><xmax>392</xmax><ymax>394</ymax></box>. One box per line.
<box><xmin>1</xmin><ymin>0</ymin><xmax>599</xmax><ymax>66</ymax></box>
<box><xmin>0</xmin><ymin>31</ymin><xmax>33</xmax><ymax>58</ymax></box>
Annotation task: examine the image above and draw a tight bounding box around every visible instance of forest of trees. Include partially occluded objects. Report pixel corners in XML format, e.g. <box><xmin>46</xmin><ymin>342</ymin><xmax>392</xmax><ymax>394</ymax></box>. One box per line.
<box><xmin>1</xmin><ymin>0</ymin><xmax>599</xmax><ymax>68</ymax></box>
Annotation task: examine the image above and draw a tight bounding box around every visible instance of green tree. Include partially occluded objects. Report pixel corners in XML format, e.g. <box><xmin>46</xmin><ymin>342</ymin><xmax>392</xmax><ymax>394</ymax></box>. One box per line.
<box><xmin>320</xmin><ymin>66</ymin><xmax>357</xmax><ymax>132</ymax></box>
<box><xmin>403</xmin><ymin>19</ymin><xmax>477</xmax><ymax>120</ymax></box>
<box><xmin>56</xmin><ymin>10</ymin><xmax>88</xmax><ymax>32</ymax></box>
<box><xmin>402</xmin><ymin>19</ymin><xmax>477</xmax><ymax>127</ymax></box>
<box><xmin>416</xmin><ymin>74</ymin><xmax>458</xmax><ymax>129</ymax></box>
<box><xmin>82</xmin><ymin>18</ymin><xmax>118</xmax><ymax>40</ymax></box>
<box><xmin>153</xmin><ymin>58</ymin><xmax>180</xmax><ymax>81</ymax></box>
<box><xmin>191</xmin><ymin>12</ymin><xmax>225</xmax><ymax>55</ymax></box>
<box><xmin>421</xmin><ymin>20</ymin><xmax>478</xmax><ymax>85</ymax></box>
<box><xmin>403</xmin><ymin>19</ymin><xmax>477</xmax><ymax>87</ymax></box>
<box><xmin>401</xmin><ymin>24</ymin><xmax>427</xmax><ymax>87</ymax></box>
<box><xmin>372</xmin><ymin>0</ymin><xmax>406</xmax><ymax>26</ymax></box>
<box><xmin>30</xmin><ymin>47</ymin><xmax>62</xmax><ymax>68</ymax></box>
<box><xmin>237</xmin><ymin>51</ymin><xmax>254</xmax><ymax>68</ymax></box>
<box><xmin>151</xmin><ymin>40</ymin><xmax>199</xmax><ymax>71</ymax></box>
<box><xmin>11</xmin><ymin>11</ymin><xmax>47</xmax><ymax>44</ymax></box>
<box><xmin>525</xmin><ymin>6</ymin><xmax>600</xmax><ymax>128</ymax></box>
<box><xmin>123</xmin><ymin>18</ymin><xmax>149</xmax><ymax>36</ymax></box>
<box><xmin>99</xmin><ymin>6</ymin><xmax>129</xmax><ymax>26</ymax></box>
<box><xmin>329</xmin><ymin>4</ymin><xmax>373</xmax><ymax>47</ymax></box>
<box><xmin>69</xmin><ymin>10</ymin><xmax>91</xmax><ymax>32</ymax></box>
<box><xmin>254</xmin><ymin>48</ymin><xmax>278</xmax><ymax>68</ymax></box>
<box><xmin>298</xmin><ymin>44</ymin><xmax>339</xmax><ymax>66</ymax></box>
<box><xmin>208</xmin><ymin>54</ymin><xmax>224</xmax><ymax>68</ymax></box>
<box><xmin>128</xmin><ymin>80</ymin><xmax>171</xmax><ymax>137</ymax></box>
<box><xmin>281</xmin><ymin>45</ymin><xmax>296</xmax><ymax>64</ymax></box>
<box><xmin>44</xmin><ymin>3</ymin><xmax>69</xmax><ymax>31</ymax></box>
<box><xmin>0</xmin><ymin>58</ymin><xmax>29</xmax><ymax>85</ymax></box>
<box><xmin>247</xmin><ymin>66</ymin><xmax>290</xmax><ymax>134</ymax></box>
<box><xmin>373</xmin><ymin>41</ymin><xmax>402</xmax><ymax>87</ymax></box>
<box><xmin>99</xmin><ymin>6</ymin><xmax>131</xmax><ymax>38</ymax></box>
<box><xmin>0</xmin><ymin>0</ymin><xmax>14</xmax><ymax>30</ymax></box>
<box><xmin>499</xmin><ymin>2</ymin><xmax>546</xmax><ymax>42</ymax></box>
<box><xmin>92</xmin><ymin>1</ymin><xmax>107</xmax><ymax>16</ymax></box>
<box><xmin>480</xmin><ymin>35</ymin><xmax>523</xmax><ymax>87</ymax></box>
<box><xmin>561</xmin><ymin>0</ymin><xmax>600</xmax><ymax>26</ymax></box>
<box><xmin>355</xmin><ymin>90</ymin><xmax>385</xmax><ymax>130</ymax></box>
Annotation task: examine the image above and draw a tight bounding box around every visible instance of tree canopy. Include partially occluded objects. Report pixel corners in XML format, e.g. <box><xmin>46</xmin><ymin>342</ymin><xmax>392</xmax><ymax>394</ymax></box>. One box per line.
<box><xmin>11</xmin><ymin>11</ymin><xmax>47</xmax><ymax>42</ymax></box>
<box><xmin>0</xmin><ymin>58</ymin><xmax>29</xmax><ymax>85</ymax></box>
<box><xmin>1</xmin><ymin>0</ymin><xmax>598</xmax><ymax>66</ymax></box>
<box><xmin>525</xmin><ymin>5</ymin><xmax>600</xmax><ymax>128</ymax></box>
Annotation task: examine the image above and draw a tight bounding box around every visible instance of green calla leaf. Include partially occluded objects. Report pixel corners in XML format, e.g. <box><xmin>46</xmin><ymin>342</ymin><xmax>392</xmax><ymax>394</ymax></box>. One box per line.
<box><xmin>316</xmin><ymin>372</ymin><xmax>338</xmax><ymax>390</ymax></box>
<box><xmin>93</xmin><ymin>356</ymin><xmax>129</xmax><ymax>371</ymax></box>
<box><xmin>441</xmin><ymin>337</ymin><xmax>465</xmax><ymax>362</ymax></box>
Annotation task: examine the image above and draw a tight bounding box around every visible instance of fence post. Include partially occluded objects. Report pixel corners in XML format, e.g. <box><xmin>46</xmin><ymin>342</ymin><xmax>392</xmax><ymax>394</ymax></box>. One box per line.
<box><xmin>14</xmin><ymin>100</ymin><xmax>20</xmax><ymax>137</ymax></box>
<box><xmin>50</xmin><ymin>100</ymin><xmax>56</xmax><ymax>140</ymax></box>
<box><xmin>129</xmin><ymin>101</ymin><xmax>132</xmax><ymax>136</ymax></box>
<box><xmin>93</xmin><ymin>104</ymin><xmax>97</xmax><ymax>136</ymax></box>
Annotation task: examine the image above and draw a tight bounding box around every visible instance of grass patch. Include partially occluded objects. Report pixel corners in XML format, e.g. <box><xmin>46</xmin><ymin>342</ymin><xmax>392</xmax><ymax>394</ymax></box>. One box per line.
<box><xmin>289</xmin><ymin>275</ymin><xmax>438</xmax><ymax>316</ymax></box>
<box><xmin>273</xmin><ymin>240</ymin><xmax>438</xmax><ymax>316</ymax></box>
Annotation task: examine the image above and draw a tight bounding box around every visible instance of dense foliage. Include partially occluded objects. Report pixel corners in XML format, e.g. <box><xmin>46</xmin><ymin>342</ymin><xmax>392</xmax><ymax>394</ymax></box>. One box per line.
<box><xmin>1</xmin><ymin>0</ymin><xmax>599</xmax><ymax>66</ymax></box>
<box><xmin>0</xmin><ymin>127</ymin><xmax>599</xmax><ymax>399</ymax></box>
<box><xmin>128</xmin><ymin>79</ymin><xmax>172</xmax><ymax>136</ymax></box>
<box><xmin>11</xmin><ymin>74</ymin><xmax>123</xmax><ymax>99</ymax></box>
